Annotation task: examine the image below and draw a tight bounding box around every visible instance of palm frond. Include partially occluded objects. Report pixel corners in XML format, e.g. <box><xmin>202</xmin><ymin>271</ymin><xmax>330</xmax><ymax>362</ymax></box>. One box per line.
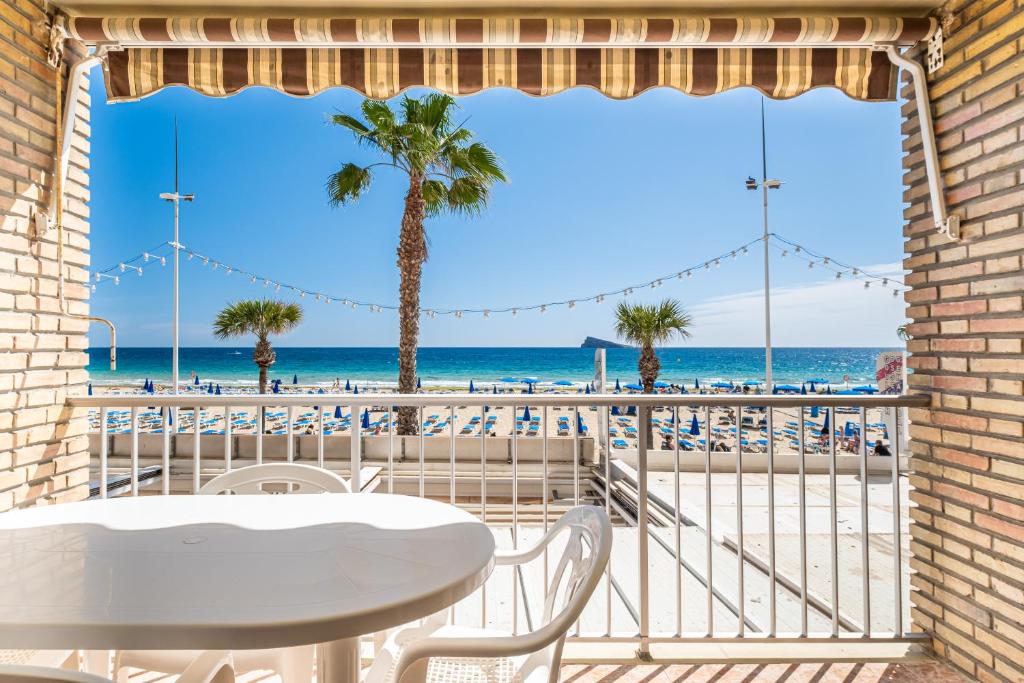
<box><xmin>326</xmin><ymin>163</ymin><xmax>373</xmax><ymax>206</ymax></box>
<box><xmin>213</xmin><ymin>299</ymin><xmax>304</xmax><ymax>340</ymax></box>
<box><xmin>614</xmin><ymin>299</ymin><xmax>693</xmax><ymax>347</ymax></box>
<box><xmin>443</xmin><ymin>177</ymin><xmax>489</xmax><ymax>215</ymax></box>
<box><xmin>422</xmin><ymin>179</ymin><xmax>449</xmax><ymax>217</ymax></box>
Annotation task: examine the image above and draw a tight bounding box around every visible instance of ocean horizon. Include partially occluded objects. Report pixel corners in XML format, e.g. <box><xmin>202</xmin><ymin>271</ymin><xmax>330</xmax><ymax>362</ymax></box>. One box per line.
<box><xmin>86</xmin><ymin>346</ymin><xmax>901</xmax><ymax>387</ymax></box>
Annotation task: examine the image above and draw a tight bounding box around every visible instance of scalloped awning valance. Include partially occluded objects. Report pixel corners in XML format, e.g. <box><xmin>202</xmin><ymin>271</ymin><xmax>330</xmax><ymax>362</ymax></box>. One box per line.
<box><xmin>60</xmin><ymin>15</ymin><xmax>936</xmax><ymax>102</ymax></box>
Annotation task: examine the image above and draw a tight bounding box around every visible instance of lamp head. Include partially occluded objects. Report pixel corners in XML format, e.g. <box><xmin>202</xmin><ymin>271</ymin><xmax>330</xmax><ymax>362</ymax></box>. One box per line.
<box><xmin>744</xmin><ymin>177</ymin><xmax>757</xmax><ymax>190</ymax></box>
<box><xmin>765</xmin><ymin>179</ymin><xmax>783</xmax><ymax>189</ymax></box>
<box><xmin>159</xmin><ymin>193</ymin><xmax>175</xmax><ymax>201</ymax></box>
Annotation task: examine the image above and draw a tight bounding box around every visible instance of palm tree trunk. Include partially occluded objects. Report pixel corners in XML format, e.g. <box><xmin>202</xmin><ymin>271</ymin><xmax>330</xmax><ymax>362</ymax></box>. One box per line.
<box><xmin>639</xmin><ymin>343</ymin><xmax>661</xmax><ymax>444</ymax></box>
<box><xmin>253</xmin><ymin>338</ymin><xmax>276</xmax><ymax>395</ymax></box>
<box><xmin>396</xmin><ymin>173</ymin><xmax>426</xmax><ymax>435</ymax></box>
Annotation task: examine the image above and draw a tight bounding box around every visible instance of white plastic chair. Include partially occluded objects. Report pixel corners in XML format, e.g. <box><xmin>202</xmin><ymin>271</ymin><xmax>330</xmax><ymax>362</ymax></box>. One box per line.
<box><xmin>198</xmin><ymin>462</ymin><xmax>352</xmax><ymax>495</ymax></box>
<box><xmin>363</xmin><ymin>505</ymin><xmax>612</xmax><ymax>683</ymax></box>
<box><xmin>1</xmin><ymin>651</ymin><xmax>232</xmax><ymax>683</ymax></box>
<box><xmin>113</xmin><ymin>464</ymin><xmax>349</xmax><ymax>683</ymax></box>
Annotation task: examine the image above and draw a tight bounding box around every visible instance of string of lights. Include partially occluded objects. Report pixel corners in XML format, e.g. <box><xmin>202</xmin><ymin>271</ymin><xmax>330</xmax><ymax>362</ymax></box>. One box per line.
<box><xmin>89</xmin><ymin>232</ymin><xmax>908</xmax><ymax>310</ymax></box>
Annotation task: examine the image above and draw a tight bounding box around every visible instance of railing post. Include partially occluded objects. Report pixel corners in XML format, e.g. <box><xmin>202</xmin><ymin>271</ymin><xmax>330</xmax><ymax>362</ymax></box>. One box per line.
<box><xmin>351</xmin><ymin>402</ymin><xmax>362</xmax><ymax>492</ymax></box>
<box><xmin>636</xmin><ymin>404</ymin><xmax>651</xmax><ymax>660</ymax></box>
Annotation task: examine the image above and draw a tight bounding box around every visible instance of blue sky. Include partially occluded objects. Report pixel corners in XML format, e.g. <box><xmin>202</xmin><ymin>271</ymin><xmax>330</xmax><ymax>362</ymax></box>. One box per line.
<box><xmin>87</xmin><ymin>78</ymin><xmax>908</xmax><ymax>347</ymax></box>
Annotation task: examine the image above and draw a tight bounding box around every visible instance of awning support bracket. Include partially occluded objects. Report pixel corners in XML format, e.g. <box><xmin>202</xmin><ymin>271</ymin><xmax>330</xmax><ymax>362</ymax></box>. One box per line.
<box><xmin>878</xmin><ymin>42</ymin><xmax>961</xmax><ymax>241</ymax></box>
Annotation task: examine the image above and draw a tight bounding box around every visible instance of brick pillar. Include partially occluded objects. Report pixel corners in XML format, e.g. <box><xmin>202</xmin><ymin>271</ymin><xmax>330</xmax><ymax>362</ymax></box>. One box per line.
<box><xmin>0</xmin><ymin>1</ymin><xmax>91</xmax><ymax>509</ymax></box>
<box><xmin>901</xmin><ymin>0</ymin><xmax>1024</xmax><ymax>680</ymax></box>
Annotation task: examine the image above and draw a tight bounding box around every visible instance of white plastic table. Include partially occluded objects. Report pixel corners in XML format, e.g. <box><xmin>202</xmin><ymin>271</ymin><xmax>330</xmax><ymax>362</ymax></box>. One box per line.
<box><xmin>0</xmin><ymin>493</ymin><xmax>495</xmax><ymax>682</ymax></box>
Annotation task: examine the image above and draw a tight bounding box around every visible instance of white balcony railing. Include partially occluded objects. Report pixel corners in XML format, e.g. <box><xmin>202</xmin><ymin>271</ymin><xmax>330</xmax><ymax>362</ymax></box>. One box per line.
<box><xmin>68</xmin><ymin>391</ymin><xmax>930</xmax><ymax>651</ymax></box>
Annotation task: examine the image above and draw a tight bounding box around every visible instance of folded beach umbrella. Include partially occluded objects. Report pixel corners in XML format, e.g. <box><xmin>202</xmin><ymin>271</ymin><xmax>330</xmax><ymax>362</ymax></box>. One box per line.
<box><xmin>694</xmin><ymin>378</ymin><xmax>701</xmax><ymax>390</ymax></box>
<box><xmin>194</xmin><ymin>376</ymin><xmax>200</xmax><ymax>386</ymax></box>
<box><xmin>416</xmin><ymin>377</ymin><xmax>422</xmax><ymax>390</ymax></box>
<box><xmin>585</xmin><ymin>384</ymin><xmax>591</xmax><ymax>395</ymax></box>
<box><xmin>528</xmin><ymin>383</ymin><xmax>534</xmax><ymax>394</ymax></box>
<box><xmin>334</xmin><ymin>406</ymin><xmax>342</xmax><ymax>419</ymax></box>
<box><xmin>614</xmin><ymin>379</ymin><xmax>621</xmax><ymax>391</ymax></box>
<box><xmin>821</xmin><ymin>410</ymin><xmax>830</xmax><ymax>435</ymax></box>
<box><xmin>353</xmin><ymin>385</ymin><xmax>359</xmax><ymax>395</ymax></box>
<box><xmin>361</xmin><ymin>409</ymin><xmax>370</xmax><ymax>429</ymax></box>
<box><xmin>215</xmin><ymin>385</ymin><xmax>221</xmax><ymax>395</ymax></box>
<box><xmin>626</xmin><ymin>405</ymin><xmax>637</xmax><ymax>416</ymax></box>
<box><xmin>689</xmin><ymin>414</ymin><xmax>700</xmax><ymax>436</ymax></box>
<box><xmin>469</xmin><ymin>380</ymin><xmax>475</xmax><ymax>393</ymax></box>
<box><xmin>87</xmin><ymin>383</ymin><xmax>93</xmax><ymax>396</ymax></box>
<box><xmin>272</xmin><ymin>383</ymin><xmax>280</xmax><ymax>394</ymax></box>
<box><xmin>522</xmin><ymin>405</ymin><xmax>531</xmax><ymax>422</ymax></box>
<box><xmin>809</xmin><ymin>382</ymin><xmax>816</xmax><ymax>392</ymax></box>
<box><xmin>800</xmin><ymin>383</ymin><xmax>807</xmax><ymax>395</ymax></box>
<box><xmin>825</xmin><ymin>386</ymin><xmax>832</xmax><ymax>395</ymax></box>
<box><xmin>292</xmin><ymin>374</ymin><xmax>298</xmax><ymax>385</ymax></box>
<box><xmin>810</xmin><ymin>405</ymin><xmax>818</xmax><ymax>418</ymax></box>
<box><xmin>577</xmin><ymin>412</ymin><xmax>585</xmax><ymax>434</ymax></box>
<box><xmin>772</xmin><ymin>385</ymin><xmax>779</xmax><ymax>394</ymax></box>
<box><xmin>345</xmin><ymin>379</ymin><xmax>351</xmax><ymax>391</ymax></box>
<box><xmin>611</xmin><ymin>406</ymin><xmax>621</xmax><ymax>416</ymax></box>
<box><xmin>492</xmin><ymin>385</ymin><xmax>498</xmax><ymax>394</ymax></box>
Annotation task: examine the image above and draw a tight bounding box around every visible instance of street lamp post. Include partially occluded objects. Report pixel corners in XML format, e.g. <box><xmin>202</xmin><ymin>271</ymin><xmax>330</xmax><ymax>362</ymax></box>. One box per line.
<box><xmin>159</xmin><ymin>121</ymin><xmax>193</xmax><ymax>396</ymax></box>
<box><xmin>745</xmin><ymin>99</ymin><xmax>783</xmax><ymax>391</ymax></box>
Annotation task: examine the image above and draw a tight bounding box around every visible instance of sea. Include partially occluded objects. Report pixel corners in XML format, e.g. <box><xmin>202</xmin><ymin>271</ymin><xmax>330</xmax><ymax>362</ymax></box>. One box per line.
<box><xmin>86</xmin><ymin>347</ymin><xmax>899</xmax><ymax>388</ymax></box>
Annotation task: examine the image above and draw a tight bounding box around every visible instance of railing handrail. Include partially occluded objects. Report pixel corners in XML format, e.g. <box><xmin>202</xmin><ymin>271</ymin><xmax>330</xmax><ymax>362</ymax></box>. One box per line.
<box><xmin>68</xmin><ymin>392</ymin><xmax>931</xmax><ymax>409</ymax></box>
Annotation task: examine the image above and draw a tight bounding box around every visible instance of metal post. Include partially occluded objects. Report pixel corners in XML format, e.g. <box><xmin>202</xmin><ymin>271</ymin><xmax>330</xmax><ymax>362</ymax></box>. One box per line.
<box><xmin>636</xmin><ymin>405</ymin><xmax>651</xmax><ymax>659</ymax></box>
<box><xmin>351</xmin><ymin>403</ymin><xmax>362</xmax><ymax>492</ymax></box>
<box><xmin>760</xmin><ymin>100</ymin><xmax>773</xmax><ymax>390</ymax></box>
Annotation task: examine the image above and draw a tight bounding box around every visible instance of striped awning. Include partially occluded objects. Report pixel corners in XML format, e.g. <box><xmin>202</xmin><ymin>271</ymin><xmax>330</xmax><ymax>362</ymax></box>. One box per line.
<box><xmin>61</xmin><ymin>15</ymin><xmax>936</xmax><ymax>102</ymax></box>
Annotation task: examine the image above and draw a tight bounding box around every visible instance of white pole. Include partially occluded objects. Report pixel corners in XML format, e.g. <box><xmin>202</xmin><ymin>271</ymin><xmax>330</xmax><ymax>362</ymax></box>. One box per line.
<box><xmin>761</xmin><ymin>100</ymin><xmax>773</xmax><ymax>390</ymax></box>
<box><xmin>172</xmin><ymin>193</ymin><xmax>180</xmax><ymax>396</ymax></box>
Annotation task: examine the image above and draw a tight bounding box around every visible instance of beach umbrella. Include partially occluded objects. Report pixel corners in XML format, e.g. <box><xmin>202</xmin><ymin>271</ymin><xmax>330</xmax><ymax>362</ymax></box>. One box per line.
<box><xmin>500</xmin><ymin>377</ymin><xmax>518</xmax><ymax>384</ymax></box>
<box><xmin>852</xmin><ymin>385</ymin><xmax>878</xmax><ymax>393</ymax></box>
<box><xmin>821</xmin><ymin>410</ymin><xmax>830</xmax><ymax>436</ymax></box>
<box><xmin>345</xmin><ymin>379</ymin><xmax>351</xmax><ymax>391</ymax></box>
<box><xmin>836</xmin><ymin>389</ymin><xmax>859</xmax><ymax>395</ymax></box>
<box><xmin>522</xmin><ymin>406</ymin><xmax>531</xmax><ymax>422</ymax></box>
<box><xmin>194</xmin><ymin>376</ymin><xmax>200</xmax><ymax>386</ymax></box>
<box><xmin>772</xmin><ymin>385</ymin><xmax>779</xmax><ymax>394</ymax></box>
<box><xmin>141</xmin><ymin>379</ymin><xmax>148</xmax><ymax>391</ymax></box>
<box><xmin>417</xmin><ymin>377</ymin><xmax>422</xmax><ymax>390</ymax></box>
<box><xmin>694</xmin><ymin>378</ymin><xmax>701</xmax><ymax>390</ymax></box>
<box><xmin>777</xmin><ymin>384</ymin><xmax>801</xmax><ymax>393</ymax></box>
<box><xmin>679</xmin><ymin>385</ymin><xmax>688</xmax><ymax>394</ymax></box>
<box><xmin>527</xmin><ymin>383</ymin><xmax>534</xmax><ymax>394</ymax></box>
<box><xmin>624</xmin><ymin>383</ymin><xmax>643</xmax><ymax>391</ymax></box>
<box><xmin>800</xmin><ymin>383</ymin><xmax>808</xmax><ymax>395</ymax></box>
<box><xmin>87</xmin><ymin>383</ymin><xmax>93</xmax><ymax>396</ymax></box>
<box><xmin>614</xmin><ymin>379</ymin><xmax>621</xmax><ymax>391</ymax></box>
<box><xmin>360</xmin><ymin>409</ymin><xmax>370</xmax><ymax>429</ymax></box>
<box><xmin>826</xmin><ymin>386</ymin><xmax>832</xmax><ymax>395</ymax></box>
<box><xmin>654</xmin><ymin>381</ymin><xmax>670</xmax><ymax>389</ymax></box>
<box><xmin>810</xmin><ymin>405</ymin><xmax>819</xmax><ymax>418</ymax></box>
<box><xmin>553</xmin><ymin>380</ymin><xmax>573</xmax><ymax>387</ymax></box>
<box><xmin>492</xmin><ymin>385</ymin><xmax>497</xmax><ymax>394</ymax></box>
<box><xmin>806</xmin><ymin>378</ymin><xmax>829</xmax><ymax>385</ymax></box>
<box><xmin>711</xmin><ymin>382</ymin><xmax>732</xmax><ymax>389</ymax></box>
<box><xmin>272</xmin><ymin>383</ymin><xmax>280</xmax><ymax>394</ymax></box>
<box><xmin>334</xmin><ymin>406</ymin><xmax>342</xmax><ymax>419</ymax></box>
<box><xmin>743</xmin><ymin>380</ymin><xmax>760</xmax><ymax>386</ymax></box>
<box><xmin>626</xmin><ymin>406</ymin><xmax>637</xmax><ymax>416</ymax></box>
<box><xmin>353</xmin><ymin>385</ymin><xmax>359</xmax><ymax>395</ymax></box>
<box><xmin>584</xmin><ymin>384</ymin><xmax>591</xmax><ymax>395</ymax></box>
<box><xmin>809</xmin><ymin>382</ymin><xmax>816</xmax><ymax>392</ymax></box>
<box><xmin>469</xmin><ymin>380</ymin><xmax>475</xmax><ymax>393</ymax></box>
<box><xmin>611</xmin><ymin>406</ymin><xmax>621</xmax><ymax>416</ymax></box>
<box><xmin>689</xmin><ymin>414</ymin><xmax>700</xmax><ymax>436</ymax></box>
<box><xmin>292</xmin><ymin>374</ymin><xmax>298</xmax><ymax>385</ymax></box>
<box><xmin>577</xmin><ymin>412</ymin><xmax>585</xmax><ymax>434</ymax></box>
<box><xmin>215</xmin><ymin>385</ymin><xmax>221</xmax><ymax>395</ymax></box>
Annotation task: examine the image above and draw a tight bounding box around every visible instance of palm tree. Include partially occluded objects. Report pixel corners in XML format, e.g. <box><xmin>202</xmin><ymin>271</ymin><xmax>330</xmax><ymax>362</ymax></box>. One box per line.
<box><xmin>326</xmin><ymin>94</ymin><xmax>507</xmax><ymax>434</ymax></box>
<box><xmin>212</xmin><ymin>299</ymin><xmax>303</xmax><ymax>394</ymax></box>
<box><xmin>615</xmin><ymin>299</ymin><xmax>693</xmax><ymax>443</ymax></box>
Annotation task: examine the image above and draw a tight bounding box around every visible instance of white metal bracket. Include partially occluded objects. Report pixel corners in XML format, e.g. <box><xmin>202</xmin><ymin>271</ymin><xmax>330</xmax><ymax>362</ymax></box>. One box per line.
<box><xmin>879</xmin><ymin>42</ymin><xmax>962</xmax><ymax>240</ymax></box>
<box><xmin>926</xmin><ymin>25</ymin><xmax>944</xmax><ymax>74</ymax></box>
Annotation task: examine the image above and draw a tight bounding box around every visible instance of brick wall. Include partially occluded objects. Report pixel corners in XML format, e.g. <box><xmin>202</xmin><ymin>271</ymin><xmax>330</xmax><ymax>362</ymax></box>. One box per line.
<box><xmin>901</xmin><ymin>0</ymin><xmax>1024</xmax><ymax>680</ymax></box>
<box><xmin>0</xmin><ymin>0</ymin><xmax>91</xmax><ymax>509</ymax></box>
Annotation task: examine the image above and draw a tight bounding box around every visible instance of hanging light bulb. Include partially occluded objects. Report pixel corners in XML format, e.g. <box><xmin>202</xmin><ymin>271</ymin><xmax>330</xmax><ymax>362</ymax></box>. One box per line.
<box><xmin>299</xmin><ymin>291</ymin><xmax>306</xmax><ymax>298</ymax></box>
<box><xmin>795</xmin><ymin>246</ymin><xmax>802</xmax><ymax>254</ymax></box>
<box><xmin>455</xmin><ymin>310</ymin><xmax>463</xmax><ymax>318</ymax></box>
<box><xmin>864</xmin><ymin>281</ymin><xmax>870</xmax><ymax>289</ymax></box>
<box><xmin>113</xmin><ymin>276</ymin><xmax>120</xmax><ymax>285</ymax></box>
<box><xmin>119</xmin><ymin>263</ymin><xmax>126</xmax><ymax>272</ymax></box>
<box><xmin>187</xmin><ymin>253</ymin><xmax>194</xmax><ymax>261</ymax></box>
<box><xmin>704</xmin><ymin>262</ymin><xmax>710</xmax><ymax>270</ymax></box>
<box><xmin>892</xmin><ymin>289</ymin><xmax>899</xmax><ymax>297</ymax></box>
<box><xmin>730</xmin><ymin>251</ymin><xmax>737</xmax><ymax>259</ymax></box>
<box><xmin>137</xmin><ymin>267</ymin><xmax>143</xmax><ymax>276</ymax></box>
<box><xmin>882</xmin><ymin>278</ymin><xmax>888</xmax><ymax>286</ymax></box>
<box><xmin>852</xmin><ymin>268</ymin><xmax>860</xmax><ymax>276</ymax></box>
<box><xmin>350</xmin><ymin>302</ymin><xmax>357</xmax><ymax>309</ymax></box>
<box><xmin>225</xmin><ymin>267</ymin><xmax>232</xmax><ymax>275</ymax></box>
<box><xmin>142</xmin><ymin>253</ymin><xmax>150</xmax><ymax>262</ymax></box>
<box><xmin>540</xmin><ymin>305</ymin><xmax>547</xmax><ymax>314</ymax></box>
<box><xmin>160</xmin><ymin>257</ymin><xmax>166</xmax><ymax>266</ymax></box>
<box><xmin>512</xmin><ymin>309</ymin><xmax>518</xmax><ymax>316</ymax></box>
<box><xmin>714</xmin><ymin>259</ymin><xmax>721</xmax><ymax>268</ymax></box>
<box><xmin>211</xmin><ymin>262</ymin><xmax>219</xmax><ymax>271</ymax></box>
<box><xmin>568</xmin><ymin>301</ymin><xmax>575</xmax><ymax>309</ymax></box>
<box><xmin>275</xmin><ymin>284</ymin><xmax>281</xmax><ymax>292</ymax></box>
<box><xmin>90</xmin><ymin>284</ymin><xmax>96</xmax><ymax>293</ymax></box>
<box><xmin>202</xmin><ymin>257</ymin><xmax>209</xmax><ymax>266</ymax></box>
<box><xmin>835</xmin><ymin>271</ymin><xmax>842</xmax><ymax>280</ymax></box>
<box><xmin>263</xmin><ymin>279</ymin><xmax>270</xmax><ymax>287</ymax></box>
<box><xmin>624</xmin><ymin>288</ymin><xmax>633</xmax><ymax>296</ymax></box>
<box><xmin>596</xmin><ymin>295</ymin><xmax>604</xmax><ymax>304</ymax></box>
<box><xmin>741</xmin><ymin>246</ymin><xmax>748</xmax><ymax>255</ymax></box>
<box><xmin>823</xmin><ymin>257</ymin><xmax>830</xmax><ymax>265</ymax></box>
<box><xmin>686</xmin><ymin>270</ymin><xmax>692</xmax><ymax>278</ymax></box>
<box><xmin>483</xmin><ymin>309</ymin><xmax>490</xmax><ymax>318</ymax></box>
<box><xmin>94</xmin><ymin>273</ymin><xmax>101</xmax><ymax>282</ymax></box>
<box><xmin>808</xmin><ymin>261</ymin><xmax>814</xmax><ymax>269</ymax></box>
<box><xmin>781</xmin><ymin>250</ymin><xmax>788</xmax><ymax>258</ymax></box>
<box><xmin>677</xmin><ymin>272</ymin><xmax>684</xmax><ymax>279</ymax></box>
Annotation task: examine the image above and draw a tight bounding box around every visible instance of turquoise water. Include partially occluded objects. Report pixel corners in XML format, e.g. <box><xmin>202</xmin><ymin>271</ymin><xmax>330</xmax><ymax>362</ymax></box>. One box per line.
<box><xmin>87</xmin><ymin>347</ymin><xmax>897</xmax><ymax>387</ymax></box>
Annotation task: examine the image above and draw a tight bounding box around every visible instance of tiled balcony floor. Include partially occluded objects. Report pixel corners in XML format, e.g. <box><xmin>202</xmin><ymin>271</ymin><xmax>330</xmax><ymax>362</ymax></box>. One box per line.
<box><xmin>558</xmin><ymin>660</ymin><xmax>971</xmax><ymax>682</ymax></box>
<box><xmin>126</xmin><ymin>657</ymin><xmax>970</xmax><ymax>683</ymax></box>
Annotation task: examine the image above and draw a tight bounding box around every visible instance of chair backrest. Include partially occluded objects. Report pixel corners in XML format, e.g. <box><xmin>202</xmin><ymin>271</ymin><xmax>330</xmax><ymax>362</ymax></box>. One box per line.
<box><xmin>0</xmin><ymin>665</ymin><xmax>113</xmax><ymax>683</ymax></box>
<box><xmin>199</xmin><ymin>463</ymin><xmax>351</xmax><ymax>495</ymax></box>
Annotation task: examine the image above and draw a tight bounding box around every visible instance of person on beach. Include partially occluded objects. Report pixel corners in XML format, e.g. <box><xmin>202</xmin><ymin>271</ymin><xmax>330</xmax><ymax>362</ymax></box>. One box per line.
<box><xmin>873</xmin><ymin>441</ymin><xmax>892</xmax><ymax>456</ymax></box>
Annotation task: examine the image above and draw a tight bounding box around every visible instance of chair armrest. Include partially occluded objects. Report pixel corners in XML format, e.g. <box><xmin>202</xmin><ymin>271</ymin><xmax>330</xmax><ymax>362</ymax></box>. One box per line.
<box><xmin>176</xmin><ymin>651</ymin><xmax>233</xmax><ymax>683</ymax></box>
<box><xmin>392</xmin><ymin>628</ymin><xmax>562</xmax><ymax>683</ymax></box>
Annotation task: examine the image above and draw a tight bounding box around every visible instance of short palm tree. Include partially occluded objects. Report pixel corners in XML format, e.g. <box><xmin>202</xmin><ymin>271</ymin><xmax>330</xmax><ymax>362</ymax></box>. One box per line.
<box><xmin>615</xmin><ymin>299</ymin><xmax>693</xmax><ymax>442</ymax></box>
<box><xmin>326</xmin><ymin>94</ymin><xmax>507</xmax><ymax>435</ymax></box>
<box><xmin>212</xmin><ymin>299</ymin><xmax>303</xmax><ymax>394</ymax></box>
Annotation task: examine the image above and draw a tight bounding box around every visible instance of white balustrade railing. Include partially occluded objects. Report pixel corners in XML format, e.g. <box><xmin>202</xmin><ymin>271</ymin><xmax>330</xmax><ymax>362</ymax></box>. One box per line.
<box><xmin>68</xmin><ymin>392</ymin><xmax>930</xmax><ymax>649</ymax></box>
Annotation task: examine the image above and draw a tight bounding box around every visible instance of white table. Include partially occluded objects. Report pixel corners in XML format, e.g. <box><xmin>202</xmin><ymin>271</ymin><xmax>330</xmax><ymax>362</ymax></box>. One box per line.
<box><xmin>0</xmin><ymin>493</ymin><xmax>495</xmax><ymax>682</ymax></box>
